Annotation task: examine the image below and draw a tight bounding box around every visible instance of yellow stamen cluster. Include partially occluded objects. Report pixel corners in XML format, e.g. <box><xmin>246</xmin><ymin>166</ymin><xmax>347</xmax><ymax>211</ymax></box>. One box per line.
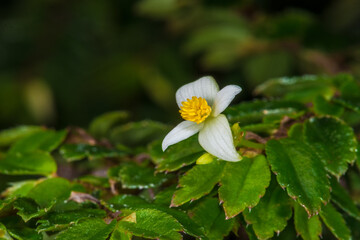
<box><xmin>179</xmin><ymin>96</ymin><xmax>212</xmax><ymax>124</ymax></box>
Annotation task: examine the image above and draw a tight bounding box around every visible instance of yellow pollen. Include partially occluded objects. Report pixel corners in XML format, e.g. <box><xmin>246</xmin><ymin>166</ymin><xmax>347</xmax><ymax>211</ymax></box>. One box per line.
<box><xmin>179</xmin><ymin>96</ymin><xmax>212</xmax><ymax>124</ymax></box>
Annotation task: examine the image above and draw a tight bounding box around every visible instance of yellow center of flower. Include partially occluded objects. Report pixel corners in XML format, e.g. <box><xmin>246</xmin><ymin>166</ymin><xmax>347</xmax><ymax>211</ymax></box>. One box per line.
<box><xmin>179</xmin><ymin>96</ymin><xmax>212</xmax><ymax>124</ymax></box>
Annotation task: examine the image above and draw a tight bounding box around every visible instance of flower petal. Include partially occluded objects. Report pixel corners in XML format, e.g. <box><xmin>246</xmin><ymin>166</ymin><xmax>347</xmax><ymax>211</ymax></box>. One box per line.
<box><xmin>176</xmin><ymin>76</ymin><xmax>219</xmax><ymax>107</ymax></box>
<box><xmin>198</xmin><ymin>114</ymin><xmax>241</xmax><ymax>162</ymax></box>
<box><xmin>162</xmin><ymin>121</ymin><xmax>203</xmax><ymax>151</ymax></box>
<box><xmin>212</xmin><ymin>85</ymin><xmax>242</xmax><ymax>116</ymax></box>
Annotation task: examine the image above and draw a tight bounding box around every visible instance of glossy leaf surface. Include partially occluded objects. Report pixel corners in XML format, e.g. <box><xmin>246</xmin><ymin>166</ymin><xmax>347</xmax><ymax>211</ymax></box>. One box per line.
<box><xmin>304</xmin><ymin>117</ymin><xmax>357</xmax><ymax>176</ymax></box>
<box><xmin>56</xmin><ymin>218</ymin><xmax>116</xmax><ymax>240</ymax></box>
<box><xmin>171</xmin><ymin>160</ymin><xmax>225</xmax><ymax>207</ymax></box>
<box><xmin>150</xmin><ymin>136</ymin><xmax>204</xmax><ymax>172</ymax></box>
<box><xmin>294</xmin><ymin>202</ymin><xmax>322</xmax><ymax>240</ymax></box>
<box><xmin>243</xmin><ymin>182</ymin><xmax>292</xmax><ymax>240</ymax></box>
<box><xmin>108</xmin><ymin>163</ymin><xmax>170</xmax><ymax>189</ymax></box>
<box><xmin>116</xmin><ymin>209</ymin><xmax>183</xmax><ymax>240</ymax></box>
<box><xmin>0</xmin><ymin>152</ymin><xmax>56</xmax><ymax>175</ymax></box>
<box><xmin>266</xmin><ymin>138</ymin><xmax>330</xmax><ymax>215</ymax></box>
<box><xmin>189</xmin><ymin>198</ymin><xmax>235</xmax><ymax>240</ymax></box>
<box><xmin>219</xmin><ymin>155</ymin><xmax>271</xmax><ymax>219</ymax></box>
<box><xmin>320</xmin><ymin>203</ymin><xmax>351</xmax><ymax>240</ymax></box>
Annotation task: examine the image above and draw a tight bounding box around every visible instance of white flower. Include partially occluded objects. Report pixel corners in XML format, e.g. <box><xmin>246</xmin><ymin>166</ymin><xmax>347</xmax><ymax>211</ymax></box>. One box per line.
<box><xmin>162</xmin><ymin>76</ymin><xmax>242</xmax><ymax>162</ymax></box>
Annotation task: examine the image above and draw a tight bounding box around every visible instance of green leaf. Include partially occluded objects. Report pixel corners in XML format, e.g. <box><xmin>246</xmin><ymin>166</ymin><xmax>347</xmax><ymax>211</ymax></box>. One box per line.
<box><xmin>189</xmin><ymin>197</ymin><xmax>234</xmax><ymax>240</ymax></box>
<box><xmin>254</xmin><ymin>75</ymin><xmax>335</xmax><ymax>102</ymax></box>
<box><xmin>0</xmin><ymin>126</ymin><xmax>43</xmax><ymax>148</ymax></box>
<box><xmin>333</xmin><ymin>98</ymin><xmax>360</xmax><ymax>113</ymax></box>
<box><xmin>1</xmin><ymin>180</ymin><xmax>37</xmax><ymax>199</ymax></box>
<box><xmin>242</xmin><ymin>123</ymin><xmax>278</xmax><ymax>134</ymax></box>
<box><xmin>7</xmin><ymin>227</ymin><xmax>41</xmax><ymax>240</ymax></box>
<box><xmin>218</xmin><ymin>155</ymin><xmax>271</xmax><ymax>219</ymax></box>
<box><xmin>3</xmin><ymin>216</ymin><xmax>42</xmax><ymax>240</ymax></box>
<box><xmin>89</xmin><ymin>111</ymin><xmax>129</xmax><ymax>139</ymax></box>
<box><xmin>9</xmin><ymin>130</ymin><xmax>67</xmax><ymax>154</ymax></box>
<box><xmin>330</xmin><ymin>177</ymin><xmax>360</xmax><ymax>220</ymax></box>
<box><xmin>171</xmin><ymin>160</ymin><xmax>225</xmax><ymax>207</ymax></box>
<box><xmin>304</xmin><ymin>117</ymin><xmax>357</xmax><ymax>177</ymax></box>
<box><xmin>56</xmin><ymin>218</ymin><xmax>116</xmax><ymax>240</ymax></box>
<box><xmin>14</xmin><ymin>197</ymin><xmax>46</xmax><ymax>222</ymax></box>
<box><xmin>108</xmin><ymin>195</ymin><xmax>205</xmax><ymax>238</ymax></box>
<box><xmin>110</xmin><ymin>120</ymin><xmax>169</xmax><ymax>147</ymax></box>
<box><xmin>0</xmin><ymin>222</ymin><xmax>12</xmax><ymax>240</ymax></box>
<box><xmin>243</xmin><ymin>180</ymin><xmax>292</xmax><ymax>240</ymax></box>
<box><xmin>266</xmin><ymin>138</ymin><xmax>330</xmax><ymax>215</ymax></box>
<box><xmin>154</xmin><ymin>185</ymin><xmax>177</xmax><ymax>206</ymax></box>
<box><xmin>110</xmin><ymin>226</ymin><xmax>132</xmax><ymax>240</ymax></box>
<box><xmin>108</xmin><ymin>163</ymin><xmax>170</xmax><ymax>189</ymax></box>
<box><xmin>149</xmin><ymin>136</ymin><xmax>204</xmax><ymax>172</ymax></box>
<box><xmin>313</xmin><ymin>96</ymin><xmax>344</xmax><ymax>116</ymax></box>
<box><xmin>334</xmin><ymin>79</ymin><xmax>360</xmax><ymax>113</ymax></box>
<box><xmin>320</xmin><ymin>203</ymin><xmax>351</xmax><ymax>240</ymax></box>
<box><xmin>0</xmin><ymin>130</ymin><xmax>65</xmax><ymax>176</ymax></box>
<box><xmin>287</xmin><ymin>123</ymin><xmax>303</xmax><ymax>140</ymax></box>
<box><xmin>346</xmin><ymin>215</ymin><xmax>360</xmax><ymax>240</ymax></box>
<box><xmin>237</xmin><ymin>214</ymin><xmax>258</xmax><ymax>240</ymax></box>
<box><xmin>26</xmin><ymin>178</ymin><xmax>71</xmax><ymax>209</ymax></box>
<box><xmin>60</xmin><ymin>144</ymin><xmax>125</xmax><ymax>162</ymax></box>
<box><xmin>0</xmin><ymin>151</ymin><xmax>56</xmax><ymax>175</ymax></box>
<box><xmin>244</xmin><ymin>225</ymin><xmax>258</xmax><ymax>240</ymax></box>
<box><xmin>340</xmin><ymin>78</ymin><xmax>360</xmax><ymax>99</ymax></box>
<box><xmin>356</xmin><ymin>144</ymin><xmax>360</xmax><ymax>170</ymax></box>
<box><xmin>117</xmin><ymin>209</ymin><xmax>183</xmax><ymax>240</ymax></box>
<box><xmin>36</xmin><ymin>209</ymin><xmax>106</xmax><ymax>232</ymax></box>
<box><xmin>294</xmin><ymin>202</ymin><xmax>322</xmax><ymax>240</ymax></box>
<box><xmin>77</xmin><ymin>176</ymin><xmax>110</xmax><ymax>188</ymax></box>
<box><xmin>0</xmin><ymin>198</ymin><xmax>16</xmax><ymax>216</ymax></box>
<box><xmin>332</xmin><ymin>76</ymin><xmax>360</xmax><ymax>113</ymax></box>
<box><xmin>225</xmin><ymin>100</ymin><xmax>305</xmax><ymax>126</ymax></box>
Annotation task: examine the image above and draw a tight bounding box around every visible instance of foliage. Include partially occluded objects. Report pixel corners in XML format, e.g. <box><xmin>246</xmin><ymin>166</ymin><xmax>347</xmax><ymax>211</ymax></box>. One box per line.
<box><xmin>2</xmin><ymin>0</ymin><xmax>360</xmax><ymax>129</ymax></box>
<box><xmin>0</xmin><ymin>73</ymin><xmax>360</xmax><ymax>240</ymax></box>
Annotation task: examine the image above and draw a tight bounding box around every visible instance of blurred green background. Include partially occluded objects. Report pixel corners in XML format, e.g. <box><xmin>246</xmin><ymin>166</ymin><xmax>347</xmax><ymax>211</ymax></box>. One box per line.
<box><xmin>1</xmin><ymin>0</ymin><xmax>360</xmax><ymax>129</ymax></box>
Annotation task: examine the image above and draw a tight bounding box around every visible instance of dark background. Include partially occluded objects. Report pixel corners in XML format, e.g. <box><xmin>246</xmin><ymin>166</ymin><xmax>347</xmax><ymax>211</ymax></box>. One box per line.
<box><xmin>1</xmin><ymin>0</ymin><xmax>360</xmax><ymax>129</ymax></box>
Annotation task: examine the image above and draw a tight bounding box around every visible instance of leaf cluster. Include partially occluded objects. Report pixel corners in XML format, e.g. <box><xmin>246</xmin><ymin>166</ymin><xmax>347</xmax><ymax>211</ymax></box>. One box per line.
<box><xmin>1</xmin><ymin>74</ymin><xmax>360</xmax><ymax>240</ymax></box>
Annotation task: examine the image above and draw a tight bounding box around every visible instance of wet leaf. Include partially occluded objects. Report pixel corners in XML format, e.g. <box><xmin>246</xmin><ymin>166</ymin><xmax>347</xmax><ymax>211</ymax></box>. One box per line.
<box><xmin>171</xmin><ymin>160</ymin><xmax>225</xmax><ymax>207</ymax></box>
<box><xmin>313</xmin><ymin>96</ymin><xmax>344</xmax><ymax>116</ymax></box>
<box><xmin>243</xmin><ymin>181</ymin><xmax>292</xmax><ymax>240</ymax></box>
<box><xmin>116</xmin><ymin>209</ymin><xmax>183</xmax><ymax>240</ymax></box>
<box><xmin>26</xmin><ymin>178</ymin><xmax>71</xmax><ymax>209</ymax></box>
<box><xmin>0</xmin><ymin>126</ymin><xmax>43</xmax><ymax>148</ymax></box>
<box><xmin>89</xmin><ymin>111</ymin><xmax>129</xmax><ymax>139</ymax></box>
<box><xmin>108</xmin><ymin>195</ymin><xmax>205</xmax><ymax>237</ymax></box>
<box><xmin>219</xmin><ymin>155</ymin><xmax>271</xmax><ymax>219</ymax></box>
<box><xmin>254</xmin><ymin>75</ymin><xmax>335</xmax><ymax>102</ymax></box>
<box><xmin>225</xmin><ymin>100</ymin><xmax>305</xmax><ymax>126</ymax></box>
<box><xmin>266</xmin><ymin>138</ymin><xmax>330</xmax><ymax>215</ymax></box>
<box><xmin>36</xmin><ymin>208</ymin><xmax>106</xmax><ymax>232</ymax></box>
<box><xmin>294</xmin><ymin>202</ymin><xmax>322</xmax><ymax>240</ymax></box>
<box><xmin>320</xmin><ymin>203</ymin><xmax>351</xmax><ymax>240</ymax></box>
<box><xmin>330</xmin><ymin>177</ymin><xmax>360</xmax><ymax>220</ymax></box>
<box><xmin>189</xmin><ymin>197</ymin><xmax>234</xmax><ymax>240</ymax></box>
<box><xmin>108</xmin><ymin>163</ymin><xmax>170</xmax><ymax>189</ymax></box>
<box><xmin>60</xmin><ymin>143</ymin><xmax>125</xmax><ymax>162</ymax></box>
<box><xmin>56</xmin><ymin>218</ymin><xmax>116</xmax><ymax>240</ymax></box>
<box><xmin>304</xmin><ymin>117</ymin><xmax>357</xmax><ymax>177</ymax></box>
<box><xmin>0</xmin><ymin>151</ymin><xmax>56</xmax><ymax>176</ymax></box>
<box><xmin>9</xmin><ymin>130</ymin><xmax>67</xmax><ymax>154</ymax></box>
<box><xmin>150</xmin><ymin>136</ymin><xmax>204</xmax><ymax>172</ymax></box>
